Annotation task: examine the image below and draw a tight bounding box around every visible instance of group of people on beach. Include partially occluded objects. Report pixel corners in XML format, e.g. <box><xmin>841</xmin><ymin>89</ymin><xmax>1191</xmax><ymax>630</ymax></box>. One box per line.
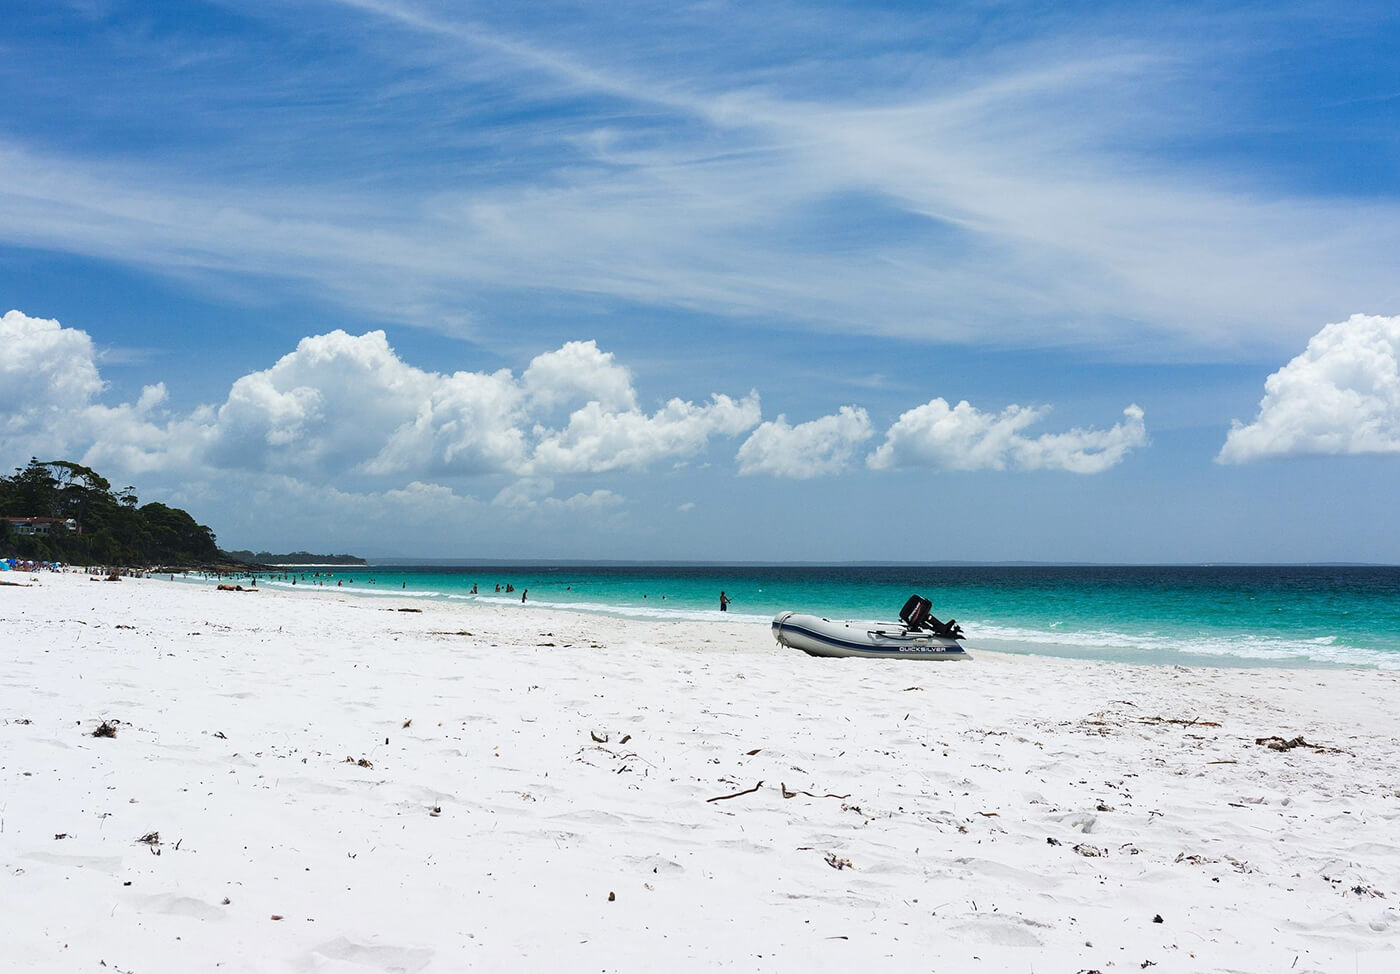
<box><xmin>182</xmin><ymin>569</ymin><xmax>736</xmax><ymax>613</ymax></box>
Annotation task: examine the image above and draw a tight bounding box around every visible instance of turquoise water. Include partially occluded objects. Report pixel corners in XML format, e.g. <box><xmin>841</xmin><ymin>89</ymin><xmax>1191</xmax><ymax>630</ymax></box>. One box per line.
<box><xmin>223</xmin><ymin>564</ymin><xmax>1400</xmax><ymax>669</ymax></box>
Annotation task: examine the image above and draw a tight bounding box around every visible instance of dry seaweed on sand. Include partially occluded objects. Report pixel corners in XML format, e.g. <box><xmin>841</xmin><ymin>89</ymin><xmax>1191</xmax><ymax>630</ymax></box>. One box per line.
<box><xmin>92</xmin><ymin>719</ymin><xmax>119</xmax><ymax>738</ymax></box>
<box><xmin>1254</xmin><ymin>734</ymin><xmax>1342</xmax><ymax>752</ymax></box>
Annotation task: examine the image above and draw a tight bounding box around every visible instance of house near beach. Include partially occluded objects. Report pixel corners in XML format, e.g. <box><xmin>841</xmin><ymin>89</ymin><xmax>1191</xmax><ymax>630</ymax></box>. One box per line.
<box><xmin>0</xmin><ymin>516</ymin><xmax>80</xmax><ymax>537</ymax></box>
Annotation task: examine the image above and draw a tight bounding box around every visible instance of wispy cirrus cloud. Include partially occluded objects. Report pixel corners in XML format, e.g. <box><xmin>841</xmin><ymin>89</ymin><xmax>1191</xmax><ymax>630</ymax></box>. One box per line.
<box><xmin>2</xmin><ymin>2</ymin><xmax>1397</xmax><ymax>358</ymax></box>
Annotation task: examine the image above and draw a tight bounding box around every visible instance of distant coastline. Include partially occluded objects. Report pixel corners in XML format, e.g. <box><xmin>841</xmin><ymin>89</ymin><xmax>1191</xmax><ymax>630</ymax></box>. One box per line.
<box><xmin>226</xmin><ymin>550</ymin><xmax>367</xmax><ymax>567</ymax></box>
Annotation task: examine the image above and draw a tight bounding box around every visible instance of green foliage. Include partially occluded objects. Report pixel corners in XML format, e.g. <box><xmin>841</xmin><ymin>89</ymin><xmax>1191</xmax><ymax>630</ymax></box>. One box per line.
<box><xmin>0</xmin><ymin>459</ymin><xmax>221</xmax><ymax>565</ymax></box>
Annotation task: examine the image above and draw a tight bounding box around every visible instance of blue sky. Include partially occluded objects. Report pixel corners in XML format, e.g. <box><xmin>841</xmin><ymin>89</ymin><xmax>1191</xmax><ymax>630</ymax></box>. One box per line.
<box><xmin>3</xmin><ymin>0</ymin><xmax>1400</xmax><ymax>562</ymax></box>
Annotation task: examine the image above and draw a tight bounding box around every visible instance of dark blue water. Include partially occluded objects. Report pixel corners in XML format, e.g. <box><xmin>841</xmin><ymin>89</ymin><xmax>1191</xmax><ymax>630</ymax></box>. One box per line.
<box><xmin>236</xmin><ymin>564</ymin><xmax>1400</xmax><ymax>669</ymax></box>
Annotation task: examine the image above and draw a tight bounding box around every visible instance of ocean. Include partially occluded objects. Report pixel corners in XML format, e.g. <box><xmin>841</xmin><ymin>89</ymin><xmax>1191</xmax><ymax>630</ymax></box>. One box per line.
<box><xmin>227</xmin><ymin>564</ymin><xmax>1400</xmax><ymax>669</ymax></box>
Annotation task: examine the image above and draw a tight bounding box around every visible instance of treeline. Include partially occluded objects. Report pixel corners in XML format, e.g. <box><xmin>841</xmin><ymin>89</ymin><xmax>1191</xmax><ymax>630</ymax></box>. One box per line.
<box><xmin>226</xmin><ymin>550</ymin><xmax>366</xmax><ymax>566</ymax></box>
<box><xmin>0</xmin><ymin>459</ymin><xmax>220</xmax><ymax>565</ymax></box>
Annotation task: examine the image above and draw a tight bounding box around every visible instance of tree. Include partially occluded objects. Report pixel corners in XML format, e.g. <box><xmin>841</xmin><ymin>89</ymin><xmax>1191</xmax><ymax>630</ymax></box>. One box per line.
<box><xmin>1</xmin><ymin>459</ymin><xmax>222</xmax><ymax>565</ymax></box>
<box><xmin>0</xmin><ymin>459</ymin><xmax>59</xmax><ymax>518</ymax></box>
<box><xmin>42</xmin><ymin>461</ymin><xmax>111</xmax><ymax>533</ymax></box>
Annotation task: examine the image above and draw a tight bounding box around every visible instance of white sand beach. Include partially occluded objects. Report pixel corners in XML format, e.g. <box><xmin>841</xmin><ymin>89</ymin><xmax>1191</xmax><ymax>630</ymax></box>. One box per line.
<box><xmin>2</xmin><ymin>572</ymin><xmax>1397</xmax><ymax>973</ymax></box>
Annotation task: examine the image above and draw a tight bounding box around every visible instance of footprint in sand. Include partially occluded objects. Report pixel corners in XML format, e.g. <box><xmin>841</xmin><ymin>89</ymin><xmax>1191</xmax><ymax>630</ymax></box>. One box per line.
<box><xmin>129</xmin><ymin>892</ymin><xmax>227</xmax><ymax>921</ymax></box>
<box><xmin>622</xmin><ymin>853</ymin><xmax>685</xmax><ymax>874</ymax></box>
<box><xmin>308</xmin><ymin>937</ymin><xmax>434</xmax><ymax>973</ymax></box>
<box><xmin>950</xmin><ymin>912</ymin><xmax>1050</xmax><ymax>947</ymax></box>
<box><xmin>280</xmin><ymin>776</ymin><xmax>351</xmax><ymax>796</ymax></box>
<box><xmin>22</xmin><ymin>851</ymin><xmax>124</xmax><ymax>874</ymax></box>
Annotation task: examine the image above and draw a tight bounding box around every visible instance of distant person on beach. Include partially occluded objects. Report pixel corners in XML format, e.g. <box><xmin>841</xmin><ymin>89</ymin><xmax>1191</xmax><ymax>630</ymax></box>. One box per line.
<box><xmin>521</xmin><ymin>589</ymin><xmax>528</xmax><ymax>603</ymax></box>
<box><xmin>719</xmin><ymin>591</ymin><xmax>731</xmax><ymax>612</ymax></box>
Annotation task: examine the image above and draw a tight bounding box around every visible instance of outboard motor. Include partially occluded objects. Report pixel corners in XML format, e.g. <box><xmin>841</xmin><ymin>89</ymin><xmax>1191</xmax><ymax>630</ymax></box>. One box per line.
<box><xmin>900</xmin><ymin>594</ymin><xmax>933</xmax><ymax>629</ymax></box>
<box><xmin>900</xmin><ymin>593</ymin><xmax>964</xmax><ymax>639</ymax></box>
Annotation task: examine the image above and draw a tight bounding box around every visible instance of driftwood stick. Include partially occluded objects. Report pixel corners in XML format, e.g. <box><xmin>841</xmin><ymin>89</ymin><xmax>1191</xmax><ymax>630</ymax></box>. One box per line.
<box><xmin>781</xmin><ymin>781</ymin><xmax>851</xmax><ymax>800</ymax></box>
<box><xmin>1137</xmin><ymin>716</ymin><xmax>1222</xmax><ymax>728</ymax></box>
<box><xmin>706</xmin><ymin>781</ymin><xmax>764</xmax><ymax>803</ymax></box>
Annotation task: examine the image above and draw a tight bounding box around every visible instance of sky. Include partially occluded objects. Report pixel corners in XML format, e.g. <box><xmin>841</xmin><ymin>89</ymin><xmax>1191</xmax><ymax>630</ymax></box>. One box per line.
<box><xmin>3</xmin><ymin>0</ymin><xmax>1400</xmax><ymax>563</ymax></box>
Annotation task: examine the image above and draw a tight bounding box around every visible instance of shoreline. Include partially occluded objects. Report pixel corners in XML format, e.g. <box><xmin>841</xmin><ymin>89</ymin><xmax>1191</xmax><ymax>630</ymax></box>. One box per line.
<box><xmin>2</xmin><ymin>572</ymin><xmax>1397</xmax><ymax>972</ymax></box>
<box><xmin>172</xmin><ymin>565</ymin><xmax>1400</xmax><ymax>672</ymax></box>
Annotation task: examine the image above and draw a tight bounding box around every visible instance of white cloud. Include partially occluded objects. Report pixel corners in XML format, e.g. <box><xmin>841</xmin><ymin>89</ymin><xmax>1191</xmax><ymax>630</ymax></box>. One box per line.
<box><xmin>202</xmin><ymin>329</ymin><xmax>489</xmax><ymax>475</ymax></box>
<box><xmin>736</xmin><ymin>406</ymin><xmax>873</xmax><ymax>478</ymax></box>
<box><xmin>492</xmin><ymin>476</ymin><xmax>624</xmax><ymax>513</ymax></box>
<box><xmin>521</xmin><ymin>341</ymin><xmax>636</xmax><ymax>415</ymax></box>
<box><xmin>1218</xmin><ymin>314</ymin><xmax>1400</xmax><ymax>463</ymax></box>
<box><xmin>0</xmin><ymin>309</ymin><xmax>105</xmax><ymax>449</ymax></box>
<box><xmin>492</xmin><ymin>477</ymin><xmax>556</xmax><ymax>508</ymax></box>
<box><xmin>0</xmin><ymin>312</ymin><xmax>758</xmax><ymax>494</ymax></box>
<box><xmin>526</xmin><ymin>392</ymin><xmax>760</xmax><ymax>475</ymax></box>
<box><xmin>541</xmin><ymin>489</ymin><xmax>625</xmax><ymax>513</ymax></box>
<box><xmin>1014</xmin><ymin>405</ymin><xmax>1148</xmax><ymax>474</ymax></box>
<box><xmin>3</xmin><ymin>10</ymin><xmax>1396</xmax><ymax>358</ymax></box>
<box><xmin>867</xmin><ymin>399</ymin><xmax>1146</xmax><ymax>473</ymax></box>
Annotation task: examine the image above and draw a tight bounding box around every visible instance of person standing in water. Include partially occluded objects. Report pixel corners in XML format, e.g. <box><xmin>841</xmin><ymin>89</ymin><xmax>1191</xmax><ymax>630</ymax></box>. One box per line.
<box><xmin>521</xmin><ymin>589</ymin><xmax>528</xmax><ymax>603</ymax></box>
<box><xmin>719</xmin><ymin>591</ymin><xmax>731</xmax><ymax>612</ymax></box>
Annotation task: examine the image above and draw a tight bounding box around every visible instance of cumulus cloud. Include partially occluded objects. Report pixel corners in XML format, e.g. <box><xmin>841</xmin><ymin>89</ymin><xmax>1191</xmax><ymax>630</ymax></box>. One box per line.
<box><xmin>541</xmin><ymin>489</ymin><xmax>625</xmax><ymax>513</ymax></box>
<box><xmin>528</xmin><ymin>393</ymin><xmax>760</xmax><ymax>475</ymax></box>
<box><xmin>867</xmin><ymin>399</ymin><xmax>1146</xmax><ymax>474</ymax></box>
<box><xmin>521</xmin><ymin>341</ymin><xmax>636</xmax><ymax>415</ymax></box>
<box><xmin>1218</xmin><ymin>314</ymin><xmax>1400</xmax><ymax>463</ymax></box>
<box><xmin>736</xmin><ymin>406</ymin><xmax>873</xmax><ymax>478</ymax></box>
<box><xmin>492</xmin><ymin>477</ymin><xmax>557</xmax><ymax>509</ymax></box>
<box><xmin>0</xmin><ymin>309</ymin><xmax>105</xmax><ymax>446</ymax></box>
<box><xmin>0</xmin><ymin>312</ymin><xmax>760</xmax><ymax>500</ymax></box>
<box><xmin>202</xmin><ymin>331</ymin><xmax>758</xmax><ymax>479</ymax></box>
<box><xmin>204</xmin><ymin>330</ymin><xmax>527</xmax><ymax>477</ymax></box>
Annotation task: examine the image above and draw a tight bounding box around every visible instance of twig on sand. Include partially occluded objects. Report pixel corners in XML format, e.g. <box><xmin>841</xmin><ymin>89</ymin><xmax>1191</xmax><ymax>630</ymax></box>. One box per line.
<box><xmin>706</xmin><ymin>781</ymin><xmax>764</xmax><ymax>803</ymax></box>
<box><xmin>1138</xmin><ymin>716</ymin><xmax>1221</xmax><ymax>728</ymax></box>
<box><xmin>780</xmin><ymin>782</ymin><xmax>851</xmax><ymax>800</ymax></box>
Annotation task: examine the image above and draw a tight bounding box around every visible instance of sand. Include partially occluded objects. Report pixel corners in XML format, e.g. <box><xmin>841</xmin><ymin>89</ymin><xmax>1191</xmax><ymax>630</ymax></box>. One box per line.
<box><xmin>2</xmin><ymin>572</ymin><xmax>1397</xmax><ymax>973</ymax></box>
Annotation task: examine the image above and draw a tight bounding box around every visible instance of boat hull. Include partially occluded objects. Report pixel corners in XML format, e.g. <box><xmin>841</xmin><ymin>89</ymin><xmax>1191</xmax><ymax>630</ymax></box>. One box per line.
<box><xmin>772</xmin><ymin>611</ymin><xmax>969</xmax><ymax>660</ymax></box>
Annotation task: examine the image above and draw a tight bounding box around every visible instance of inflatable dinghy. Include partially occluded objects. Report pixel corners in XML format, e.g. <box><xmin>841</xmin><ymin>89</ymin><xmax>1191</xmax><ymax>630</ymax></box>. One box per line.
<box><xmin>772</xmin><ymin>594</ymin><xmax>968</xmax><ymax>660</ymax></box>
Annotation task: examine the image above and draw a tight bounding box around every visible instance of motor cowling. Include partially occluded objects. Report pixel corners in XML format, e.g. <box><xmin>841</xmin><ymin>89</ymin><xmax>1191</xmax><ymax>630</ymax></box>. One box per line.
<box><xmin>900</xmin><ymin>594</ymin><xmax>932</xmax><ymax>628</ymax></box>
